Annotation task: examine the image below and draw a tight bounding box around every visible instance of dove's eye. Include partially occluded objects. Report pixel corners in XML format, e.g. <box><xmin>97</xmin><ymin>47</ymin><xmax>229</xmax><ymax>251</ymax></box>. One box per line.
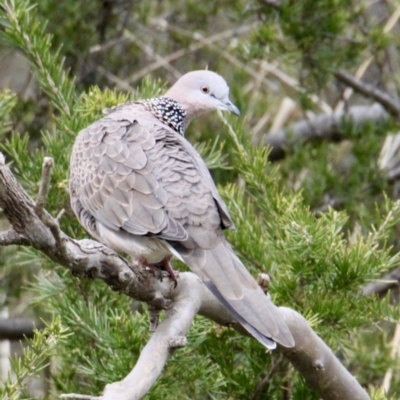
<box><xmin>201</xmin><ymin>85</ymin><xmax>210</xmax><ymax>94</ymax></box>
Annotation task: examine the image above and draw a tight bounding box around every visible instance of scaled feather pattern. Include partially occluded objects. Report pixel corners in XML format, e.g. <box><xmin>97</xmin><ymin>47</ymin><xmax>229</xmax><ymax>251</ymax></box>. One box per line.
<box><xmin>69</xmin><ymin>70</ymin><xmax>294</xmax><ymax>349</ymax></box>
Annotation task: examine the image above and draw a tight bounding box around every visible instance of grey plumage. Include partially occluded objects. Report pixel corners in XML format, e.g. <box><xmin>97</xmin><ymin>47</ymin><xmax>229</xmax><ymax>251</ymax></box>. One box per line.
<box><xmin>69</xmin><ymin>70</ymin><xmax>294</xmax><ymax>349</ymax></box>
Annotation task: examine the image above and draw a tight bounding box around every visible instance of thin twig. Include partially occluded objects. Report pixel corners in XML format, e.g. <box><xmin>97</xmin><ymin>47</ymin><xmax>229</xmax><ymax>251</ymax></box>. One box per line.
<box><xmin>269</xmin><ymin>97</ymin><xmax>297</xmax><ymax>133</ymax></box>
<box><xmin>255</xmin><ymin>60</ymin><xmax>332</xmax><ymax>113</ymax></box>
<box><xmin>56</xmin><ymin>209</ymin><xmax>65</xmax><ymax>223</ymax></box>
<box><xmin>245</xmin><ymin>62</ymin><xmax>270</xmax><ymax>121</ymax></box>
<box><xmin>233</xmin><ymin>244</ymin><xmax>267</xmax><ymax>272</ymax></box>
<box><xmin>154</xmin><ymin>22</ymin><xmax>283</xmax><ymax>95</ymax></box>
<box><xmin>335</xmin><ymin>4</ymin><xmax>400</xmax><ymax>112</ymax></box>
<box><xmin>335</xmin><ymin>70</ymin><xmax>400</xmax><ymax>117</ymax></box>
<box><xmin>381</xmin><ymin>323</ymin><xmax>400</xmax><ymax>393</ymax></box>
<box><xmin>123</xmin><ymin>30</ymin><xmax>181</xmax><ymax>80</ymax></box>
<box><xmin>248</xmin><ymin>355</ymin><xmax>284</xmax><ymax>400</ymax></box>
<box><xmin>128</xmin><ymin>23</ymin><xmax>255</xmax><ymax>83</ymax></box>
<box><xmin>97</xmin><ymin>66</ymin><xmax>135</xmax><ymax>92</ymax></box>
<box><xmin>27</xmin><ymin>156</ymin><xmax>67</xmax><ymax>258</ymax></box>
<box><xmin>43</xmin><ymin>213</ymin><xmax>68</xmax><ymax>260</ymax></box>
<box><xmin>35</xmin><ymin>157</ymin><xmax>54</xmax><ymax>218</ymax></box>
<box><xmin>89</xmin><ymin>37</ymin><xmax>129</xmax><ymax>54</ymax></box>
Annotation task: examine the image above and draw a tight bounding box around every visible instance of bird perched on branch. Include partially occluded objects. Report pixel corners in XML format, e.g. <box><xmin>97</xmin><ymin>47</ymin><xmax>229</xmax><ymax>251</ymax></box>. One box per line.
<box><xmin>69</xmin><ymin>70</ymin><xmax>294</xmax><ymax>349</ymax></box>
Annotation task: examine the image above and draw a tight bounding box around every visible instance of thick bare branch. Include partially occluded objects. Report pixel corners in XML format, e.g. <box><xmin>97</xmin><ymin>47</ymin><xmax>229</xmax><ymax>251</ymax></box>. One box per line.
<box><xmin>98</xmin><ymin>278</ymin><xmax>371</xmax><ymax>400</ymax></box>
<box><xmin>101</xmin><ymin>273</ymin><xmax>205</xmax><ymax>400</ymax></box>
<box><xmin>0</xmin><ymin>153</ymin><xmax>370</xmax><ymax>400</ymax></box>
<box><xmin>280</xmin><ymin>308</ymin><xmax>370</xmax><ymax>400</ymax></box>
<box><xmin>262</xmin><ymin>103</ymin><xmax>389</xmax><ymax>160</ymax></box>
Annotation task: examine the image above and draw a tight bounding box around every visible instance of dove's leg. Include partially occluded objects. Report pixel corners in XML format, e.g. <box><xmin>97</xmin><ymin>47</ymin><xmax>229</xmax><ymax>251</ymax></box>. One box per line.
<box><xmin>134</xmin><ymin>256</ymin><xmax>177</xmax><ymax>285</ymax></box>
<box><xmin>152</xmin><ymin>256</ymin><xmax>178</xmax><ymax>286</ymax></box>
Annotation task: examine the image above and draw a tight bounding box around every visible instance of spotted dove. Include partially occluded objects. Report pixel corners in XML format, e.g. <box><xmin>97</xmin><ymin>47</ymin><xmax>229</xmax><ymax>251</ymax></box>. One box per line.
<box><xmin>69</xmin><ymin>70</ymin><xmax>294</xmax><ymax>349</ymax></box>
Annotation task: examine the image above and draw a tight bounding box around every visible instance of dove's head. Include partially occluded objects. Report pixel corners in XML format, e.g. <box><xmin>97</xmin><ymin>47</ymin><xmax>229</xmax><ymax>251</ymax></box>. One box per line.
<box><xmin>165</xmin><ymin>70</ymin><xmax>240</xmax><ymax>127</ymax></box>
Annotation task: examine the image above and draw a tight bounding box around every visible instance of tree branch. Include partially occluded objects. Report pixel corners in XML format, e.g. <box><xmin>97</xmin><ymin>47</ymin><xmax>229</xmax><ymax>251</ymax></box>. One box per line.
<box><xmin>262</xmin><ymin>103</ymin><xmax>389</xmax><ymax>160</ymax></box>
<box><xmin>363</xmin><ymin>268</ymin><xmax>400</xmax><ymax>296</ymax></box>
<box><xmin>279</xmin><ymin>308</ymin><xmax>369</xmax><ymax>400</ymax></box>
<box><xmin>100</xmin><ymin>283</ymin><xmax>371</xmax><ymax>400</ymax></box>
<box><xmin>335</xmin><ymin>70</ymin><xmax>400</xmax><ymax>118</ymax></box>
<box><xmin>0</xmin><ymin>318</ymin><xmax>44</xmax><ymax>340</ymax></box>
<box><xmin>35</xmin><ymin>157</ymin><xmax>54</xmax><ymax>218</ymax></box>
<box><xmin>0</xmin><ymin>153</ymin><xmax>370</xmax><ymax>400</ymax></box>
<box><xmin>259</xmin><ymin>70</ymin><xmax>397</xmax><ymax>161</ymax></box>
<box><xmin>127</xmin><ymin>24</ymin><xmax>254</xmax><ymax>84</ymax></box>
<box><xmin>248</xmin><ymin>355</ymin><xmax>283</xmax><ymax>400</ymax></box>
<box><xmin>0</xmin><ymin>229</ymin><xmax>29</xmax><ymax>246</ymax></box>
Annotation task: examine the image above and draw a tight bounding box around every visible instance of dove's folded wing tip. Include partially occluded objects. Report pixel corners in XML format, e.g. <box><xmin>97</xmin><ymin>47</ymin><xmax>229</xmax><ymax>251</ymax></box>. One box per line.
<box><xmin>248</xmin><ymin>327</ymin><xmax>294</xmax><ymax>349</ymax></box>
<box><xmin>262</xmin><ymin>339</ymin><xmax>277</xmax><ymax>350</ymax></box>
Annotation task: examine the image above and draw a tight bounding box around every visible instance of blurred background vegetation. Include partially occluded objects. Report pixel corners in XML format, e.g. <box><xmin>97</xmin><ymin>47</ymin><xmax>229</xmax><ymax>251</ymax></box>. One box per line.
<box><xmin>2</xmin><ymin>0</ymin><xmax>400</xmax><ymax>398</ymax></box>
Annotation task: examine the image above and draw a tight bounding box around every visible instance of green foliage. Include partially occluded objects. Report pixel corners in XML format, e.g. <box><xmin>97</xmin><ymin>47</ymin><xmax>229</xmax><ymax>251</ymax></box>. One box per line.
<box><xmin>30</xmin><ymin>272</ymin><xmax>228</xmax><ymax>398</ymax></box>
<box><xmin>251</xmin><ymin>0</ymin><xmax>367</xmax><ymax>87</ymax></box>
<box><xmin>220</xmin><ymin>116</ymin><xmax>400</xmax><ymax>353</ymax></box>
<box><xmin>0</xmin><ymin>0</ymin><xmax>76</xmax><ymax>120</ymax></box>
<box><xmin>0</xmin><ymin>90</ymin><xmax>17</xmax><ymax>137</ymax></box>
<box><xmin>1</xmin><ymin>0</ymin><xmax>400</xmax><ymax>399</ymax></box>
<box><xmin>0</xmin><ymin>318</ymin><xmax>70</xmax><ymax>400</ymax></box>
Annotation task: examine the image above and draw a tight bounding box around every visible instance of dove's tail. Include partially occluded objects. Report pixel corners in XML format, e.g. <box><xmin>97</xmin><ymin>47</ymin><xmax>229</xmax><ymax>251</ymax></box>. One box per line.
<box><xmin>181</xmin><ymin>240</ymin><xmax>294</xmax><ymax>349</ymax></box>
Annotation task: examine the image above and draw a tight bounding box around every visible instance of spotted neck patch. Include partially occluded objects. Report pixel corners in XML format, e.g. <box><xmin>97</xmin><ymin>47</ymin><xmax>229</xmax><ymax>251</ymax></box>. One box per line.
<box><xmin>141</xmin><ymin>97</ymin><xmax>186</xmax><ymax>136</ymax></box>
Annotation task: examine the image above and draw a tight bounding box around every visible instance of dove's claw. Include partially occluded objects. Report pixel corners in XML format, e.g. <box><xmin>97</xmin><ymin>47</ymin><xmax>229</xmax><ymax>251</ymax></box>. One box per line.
<box><xmin>135</xmin><ymin>256</ymin><xmax>178</xmax><ymax>286</ymax></box>
<box><xmin>155</xmin><ymin>257</ymin><xmax>178</xmax><ymax>287</ymax></box>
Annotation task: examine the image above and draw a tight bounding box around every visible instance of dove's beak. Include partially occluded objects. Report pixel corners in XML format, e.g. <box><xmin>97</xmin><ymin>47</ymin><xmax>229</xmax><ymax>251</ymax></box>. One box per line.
<box><xmin>222</xmin><ymin>99</ymin><xmax>241</xmax><ymax>116</ymax></box>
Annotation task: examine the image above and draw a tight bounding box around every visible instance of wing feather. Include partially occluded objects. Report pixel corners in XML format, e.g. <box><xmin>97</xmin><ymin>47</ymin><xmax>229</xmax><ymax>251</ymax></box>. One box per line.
<box><xmin>70</xmin><ymin>103</ymin><xmax>232</xmax><ymax>243</ymax></box>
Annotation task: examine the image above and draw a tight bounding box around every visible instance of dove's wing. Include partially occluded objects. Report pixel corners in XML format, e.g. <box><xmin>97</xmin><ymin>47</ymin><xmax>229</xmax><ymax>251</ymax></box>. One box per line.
<box><xmin>70</xmin><ymin>103</ymin><xmax>230</xmax><ymax>243</ymax></box>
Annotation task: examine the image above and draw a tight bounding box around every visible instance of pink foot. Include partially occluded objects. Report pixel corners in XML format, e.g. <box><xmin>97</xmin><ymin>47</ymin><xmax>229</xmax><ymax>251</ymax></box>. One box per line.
<box><xmin>134</xmin><ymin>256</ymin><xmax>177</xmax><ymax>286</ymax></box>
<box><xmin>153</xmin><ymin>256</ymin><xmax>178</xmax><ymax>287</ymax></box>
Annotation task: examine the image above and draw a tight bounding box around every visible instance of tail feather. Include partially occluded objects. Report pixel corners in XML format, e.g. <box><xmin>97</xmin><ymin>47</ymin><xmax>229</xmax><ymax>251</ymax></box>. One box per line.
<box><xmin>205</xmin><ymin>281</ymin><xmax>277</xmax><ymax>349</ymax></box>
<box><xmin>180</xmin><ymin>240</ymin><xmax>294</xmax><ymax>348</ymax></box>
